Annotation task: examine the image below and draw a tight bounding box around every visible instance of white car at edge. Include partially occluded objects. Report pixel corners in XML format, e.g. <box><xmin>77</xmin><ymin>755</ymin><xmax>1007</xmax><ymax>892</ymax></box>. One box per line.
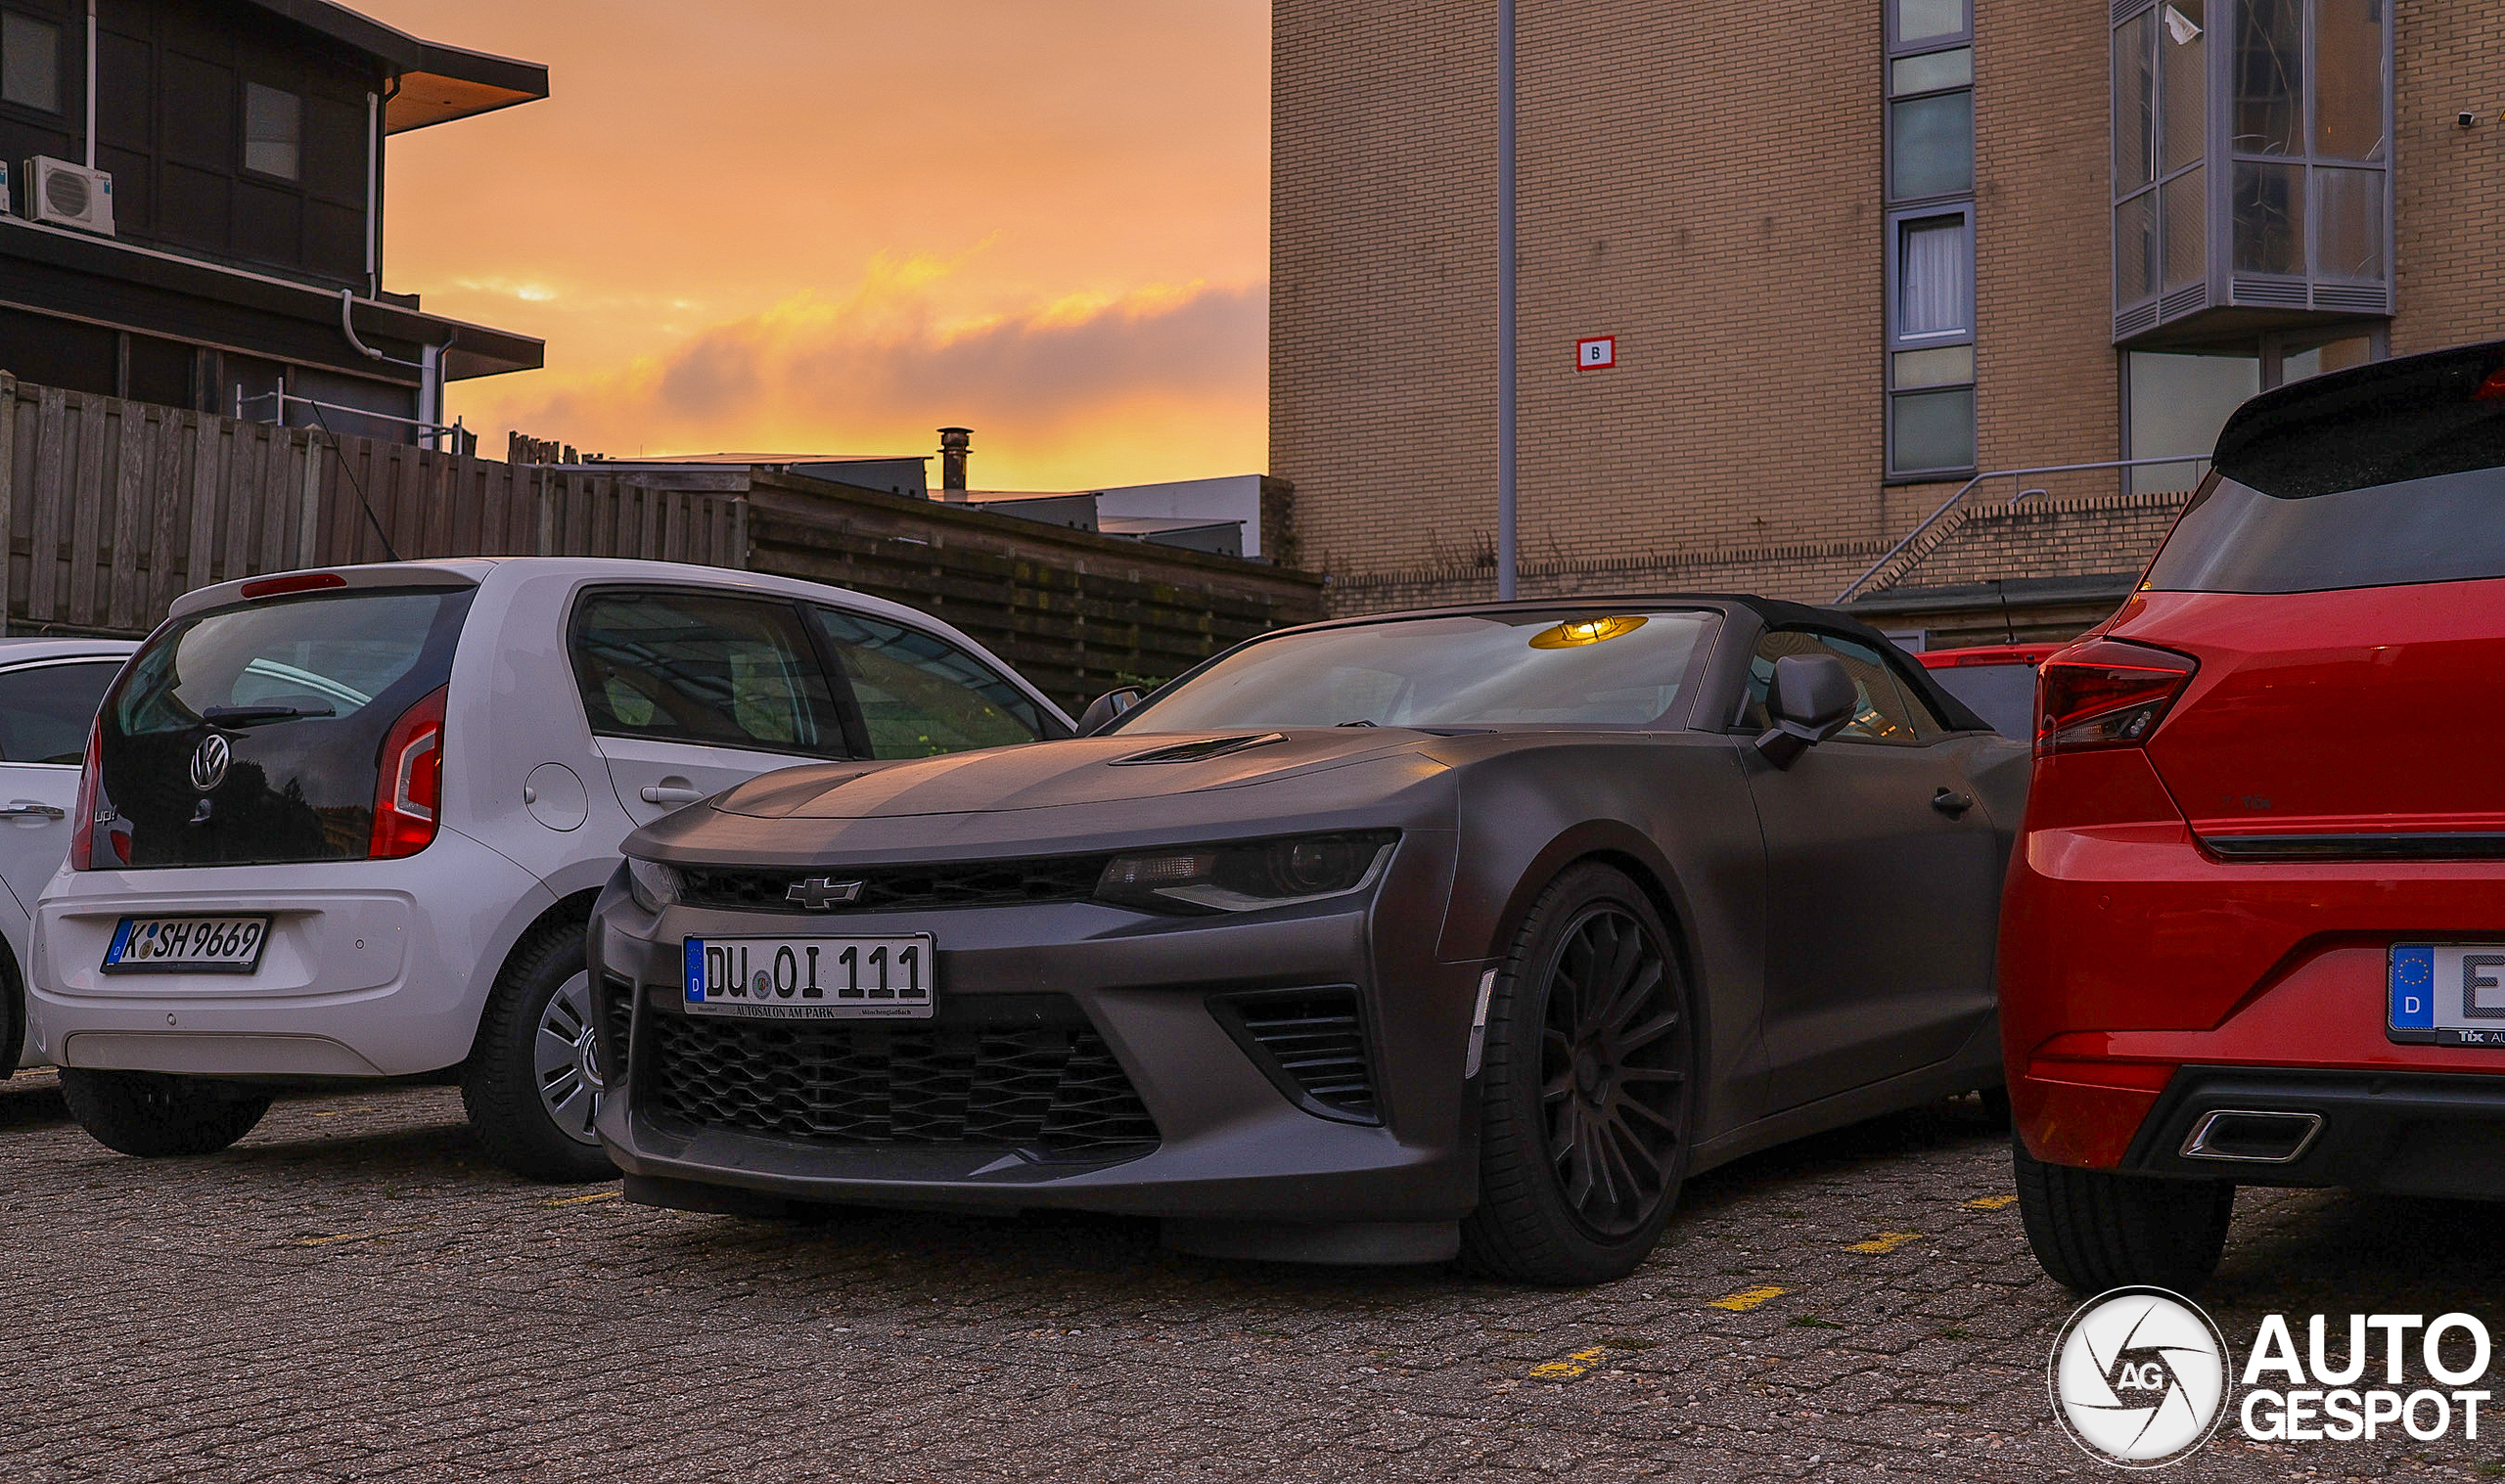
<box><xmin>27</xmin><ymin>557</ymin><xmax>1071</xmax><ymax>1179</ymax></box>
<box><xmin>0</xmin><ymin>638</ymin><xmax>139</xmax><ymax>1079</ymax></box>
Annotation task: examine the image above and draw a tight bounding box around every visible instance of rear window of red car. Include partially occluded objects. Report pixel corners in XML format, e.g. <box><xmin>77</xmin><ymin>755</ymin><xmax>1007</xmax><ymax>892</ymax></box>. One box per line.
<box><xmin>2143</xmin><ymin>343</ymin><xmax>2505</xmax><ymax>596</ymax></box>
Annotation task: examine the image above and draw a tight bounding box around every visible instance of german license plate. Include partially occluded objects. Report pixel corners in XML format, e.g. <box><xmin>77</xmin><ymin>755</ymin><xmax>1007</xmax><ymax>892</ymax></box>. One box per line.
<box><xmin>682</xmin><ymin>935</ymin><xmax>934</xmax><ymax>1020</ymax></box>
<box><xmin>102</xmin><ymin>915</ymin><xmax>272</xmax><ymax>974</ymax></box>
<box><xmin>2390</xmin><ymin>944</ymin><xmax>2505</xmax><ymax>1045</ymax></box>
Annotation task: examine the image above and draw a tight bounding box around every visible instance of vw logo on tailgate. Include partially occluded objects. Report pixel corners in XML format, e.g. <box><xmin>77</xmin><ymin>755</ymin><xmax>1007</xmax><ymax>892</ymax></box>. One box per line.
<box><xmin>190</xmin><ymin>734</ymin><xmax>231</xmax><ymax>792</ymax></box>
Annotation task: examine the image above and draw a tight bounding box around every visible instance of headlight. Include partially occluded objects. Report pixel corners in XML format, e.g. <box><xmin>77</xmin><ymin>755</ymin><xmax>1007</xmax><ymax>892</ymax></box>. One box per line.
<box><xmin>626</xmin><ymin>857</ymin><xmax>680</xmax><ymax>915</ymax></box>
<box><xmin>1095</xmin><ymin>832</ymin><xmax>1397</xmax><ymax>915</ymax></box>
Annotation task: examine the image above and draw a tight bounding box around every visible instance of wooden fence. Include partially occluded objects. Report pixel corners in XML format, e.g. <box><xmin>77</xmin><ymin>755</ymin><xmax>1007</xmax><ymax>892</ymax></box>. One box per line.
<box><xmin>0</xmin><ymin>376</ymin><xmax>743</xmax><ymax>635</ymax></box>
<box><xmin>739</xmin><ymin>472</ymin><xmax>1324</xmax><ymax>710</ymax></box>
<box><xmin>0</xmin><ymin>377</ymin><xmax>1325</xmax><ymax>712</ymax></box>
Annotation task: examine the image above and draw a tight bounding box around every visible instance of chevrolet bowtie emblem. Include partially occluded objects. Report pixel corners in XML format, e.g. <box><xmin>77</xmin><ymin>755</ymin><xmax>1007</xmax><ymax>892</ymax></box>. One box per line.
<box><xmin>786</xmin><ymin>877</ymin><xmax>866</xmax><ymax>911</ymax></box>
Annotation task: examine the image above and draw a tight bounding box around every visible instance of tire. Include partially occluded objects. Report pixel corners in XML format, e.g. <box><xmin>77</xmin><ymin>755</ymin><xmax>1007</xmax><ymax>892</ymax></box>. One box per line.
<box><xmin>2012</xmin><ymin>1132</ymin><xmax>2234</xmax><ymax>1294</ymax></box>
<box><xmin>60</xmin><ymin>1069</ymin><xmax>271</xmax><ymax>1156</ymax></box>
<box><xmin>1461</xmin><ymin>863</ymin><xmax>1697</xmax><ymax>1286</ymax></box>
<box><xmin>462</xmin><ymin>917</ymin><xmax>617</xmax><ymax>1184</ymax></box>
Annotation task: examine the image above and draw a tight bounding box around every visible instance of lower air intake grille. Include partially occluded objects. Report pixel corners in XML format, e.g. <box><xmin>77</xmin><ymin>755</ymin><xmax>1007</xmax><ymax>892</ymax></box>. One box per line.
<box><xmin>642</xmin><ymin>1011</ymin><xmax>1159</xmax><ymax>1155</ymax></box>
<box><xmin>1217</xmin><ymin>988</ymin><xmax>1379</xmax><ymax>1124</ymax></box>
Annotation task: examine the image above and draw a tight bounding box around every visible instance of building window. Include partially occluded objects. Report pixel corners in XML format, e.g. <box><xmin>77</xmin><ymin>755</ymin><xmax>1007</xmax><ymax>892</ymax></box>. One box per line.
<box><xmin>2112</xmin><ymin>0</ymin><xmax>2391</xmax><ymax>339</ymax></box>
<box><xmin>244</xmin><ymin>82</ymin><xmax>302</xmax><ymax>180</ymax></box>
<box><xmin>0</xmin><ymin>12</ymin><xmax>59</xmax><ymax>113</ymax></box>
<box><xmin>1886</xmin><ymin>0</ymin><xmax>1976</xmax><ymax>477</ymax></box>
<box><xmin>2123</xmin><ymin>327</ymin><xmax>2382</xmax><ymax>492</ymax></box>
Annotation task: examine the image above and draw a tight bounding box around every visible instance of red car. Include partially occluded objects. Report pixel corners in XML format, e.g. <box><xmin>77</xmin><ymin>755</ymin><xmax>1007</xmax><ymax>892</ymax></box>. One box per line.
<box><xmin>2002</xmin><ymin>339</ymin><xmax>2505</xmax><ymax>1292</ymax></box>
<box><xmin>1917</xmin><ymin>645</ymin><xmax>2063</xmax><ymax>742</ymax></box>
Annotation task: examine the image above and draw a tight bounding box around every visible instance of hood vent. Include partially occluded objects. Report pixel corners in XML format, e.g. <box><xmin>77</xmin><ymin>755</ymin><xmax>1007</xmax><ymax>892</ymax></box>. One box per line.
<box><xmin>1111</xmin><ymin>733</ymin><xmax>1287</xmax><ymax>767</ymax></box>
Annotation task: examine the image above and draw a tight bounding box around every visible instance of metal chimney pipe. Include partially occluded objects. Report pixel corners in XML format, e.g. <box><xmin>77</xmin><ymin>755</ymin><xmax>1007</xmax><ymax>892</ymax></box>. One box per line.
<box><xmin>938</xmin><ymin>427</ymin><xmax>972</xmax><ymax>493</ymax></box>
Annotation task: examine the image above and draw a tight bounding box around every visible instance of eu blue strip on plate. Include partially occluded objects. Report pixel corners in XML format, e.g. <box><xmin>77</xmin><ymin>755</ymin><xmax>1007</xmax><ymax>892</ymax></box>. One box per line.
<box><xmin>2391</xmin><ymin>945</ymin><xmax>2436</xmax><ymax>1029</ymax></box>
<box><xmin>684</xmin><ymin>938</ymin><xmax>706</xmax><ymax>1002</ymax></box>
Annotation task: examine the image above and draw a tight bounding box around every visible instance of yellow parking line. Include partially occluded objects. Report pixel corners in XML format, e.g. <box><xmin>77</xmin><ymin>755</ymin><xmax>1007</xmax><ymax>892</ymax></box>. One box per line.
<box><xmin>296</xmin><ymin>1226</ymin><xmax>420</xmax><ymax>1247</ymax></box>
<box><xmin>545</xmin><ymin>1189</ymin><xmax>622</xmax><ymax>1207</ymax></box>
<box><xmin>1848</xmin><ymin>1232</ymin><xmax>1925</xmax><ymax>1254</ymax></box>
<box><xmin>1527</xmin><ymin>1346</ymin><xmax>1611</xmax><ymax>1380</ymax></box>
<box><xmin>1707</xmin><ymin>1285</ymin><xmax>1786</xmax><ymax>1312</ymax></box>
<box><xmin>1963</xmin><ymin>1194</ymin><xmax>2018</xmax><ymax>1211</ymax></box>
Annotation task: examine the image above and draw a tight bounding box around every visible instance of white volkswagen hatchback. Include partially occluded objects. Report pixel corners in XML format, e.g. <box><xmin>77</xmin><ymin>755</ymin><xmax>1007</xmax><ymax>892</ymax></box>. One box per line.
<box><xmin>28</xmin><ymin>558</ymin><xmax>1070</xmax><ymax>1179</ymax></box>
<box><xmin>0</xmin><ymin>638</ymin><xmax>138</xmax><ymax>1079</ymax></box>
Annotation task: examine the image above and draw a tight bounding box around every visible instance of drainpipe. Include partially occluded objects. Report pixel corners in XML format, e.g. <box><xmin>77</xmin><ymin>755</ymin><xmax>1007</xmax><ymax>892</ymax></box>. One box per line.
<box><xmin>82</xmin><ymin>0</ymin><xmax>96</xmax><ymax>169</ymax></box>
<box><xmin>364</xmin><ymin>91</ymin><xmax>379</xmax><ymax>295</ymax></box>
<box><xmin>420</xmin><ymin>341</ymin><xmax>442</xmax><ymax>449</ymax></box>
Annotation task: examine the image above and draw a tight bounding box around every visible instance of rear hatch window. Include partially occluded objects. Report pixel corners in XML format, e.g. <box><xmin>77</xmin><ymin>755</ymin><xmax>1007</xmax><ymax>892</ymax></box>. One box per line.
<box><xmin>2144</xmin><ymin>344</ymin><xmax>2505</xmax><ymax>595</ymax></box>
<box><xmin>100</xmin><ymin>586</ymin><xmax>474</xmax><ymax>867</ymax></box>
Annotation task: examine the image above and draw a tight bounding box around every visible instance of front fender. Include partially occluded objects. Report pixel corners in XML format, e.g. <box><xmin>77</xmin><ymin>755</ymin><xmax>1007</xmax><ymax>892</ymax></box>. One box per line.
<box><xmin>1431</xmin><ymin>734</ymin><xmax>1769</xmax><ymax>1143</ymax></box>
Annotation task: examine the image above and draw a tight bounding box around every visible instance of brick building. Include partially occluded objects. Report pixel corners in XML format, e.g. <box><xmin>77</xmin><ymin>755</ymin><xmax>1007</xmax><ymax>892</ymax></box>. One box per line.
<box><xmin>1272</xmin><ymin>1</ymin><xmax>2505</xmax><ymax>644</ymax></box>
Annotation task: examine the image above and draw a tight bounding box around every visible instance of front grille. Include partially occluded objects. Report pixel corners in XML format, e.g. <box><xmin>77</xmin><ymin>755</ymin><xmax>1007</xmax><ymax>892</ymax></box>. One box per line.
<box><xmin>597</xmin><ymin>973</ymin><xmax>637</xmax><ymax>1074</ymax></box>
<box><xmin>642</xmin><ymin>1009</ymin><xmax>1160</xmax><ymax>1155</ymax></box>
<box><xmin>1216</xmin><ymin>988</ymin><xmax>1380</xmax><ymax>1124</ymax></box>
<box><xmin>677</xmin><ymin>856</ymin><xmax>1110</xmax><ymax>915</ymax></box>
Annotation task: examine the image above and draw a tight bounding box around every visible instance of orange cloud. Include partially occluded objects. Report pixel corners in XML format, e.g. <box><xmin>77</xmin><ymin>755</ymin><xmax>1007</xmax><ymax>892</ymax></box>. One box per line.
<box><xmin>478</xmin><ymin>270</ymin><xmax>1264</xmax><ymax>486</ymax></box>
<box><xmin>358</xmin><ymin>0</ymin><xmax>1270</xmax><ymax>486</ymax></box>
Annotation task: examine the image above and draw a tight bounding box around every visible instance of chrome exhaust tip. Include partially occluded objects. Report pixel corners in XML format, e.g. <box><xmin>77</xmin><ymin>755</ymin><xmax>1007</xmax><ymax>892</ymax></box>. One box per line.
<box><xmin>2180</xmin><ymin>1108</ymin><xmax>2324</xmax><ymax>1164</ymax></box>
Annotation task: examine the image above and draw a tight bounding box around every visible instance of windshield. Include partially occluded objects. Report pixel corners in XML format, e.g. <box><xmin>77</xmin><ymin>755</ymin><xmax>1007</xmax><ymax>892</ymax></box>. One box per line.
<box><xmin>1116</xmin><ymin>609</ymin><xmax>1715</xmax><ymax>733</ymax></box>
<box><xmin>102</xmin><ymin>587</ymin><xmax>474</xmax><ymax>867</ymax></box>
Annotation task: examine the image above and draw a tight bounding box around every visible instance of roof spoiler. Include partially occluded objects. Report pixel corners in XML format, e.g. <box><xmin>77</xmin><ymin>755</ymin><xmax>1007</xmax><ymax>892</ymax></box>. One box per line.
<box><xmin>2214</xmin><ymin>339</ymin><xmax>2505</xmax><ymax>499</ymax></box>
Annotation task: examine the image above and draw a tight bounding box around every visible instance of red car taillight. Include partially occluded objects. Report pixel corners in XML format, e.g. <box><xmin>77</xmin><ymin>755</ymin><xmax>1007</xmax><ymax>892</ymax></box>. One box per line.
<box><xmin>370</xmin><ymin>686</ymin><xmax>446</xmax><ymax>860</ymax></box>
<box><xmin>2036</xmin><ymin>639</ymin><xmax>2198</xmax><ymax>755</ymax></box>
<box><xmin>69</xmin><ymin>722</ymin><xmax>99</xmax><ymax>870</ymax></box>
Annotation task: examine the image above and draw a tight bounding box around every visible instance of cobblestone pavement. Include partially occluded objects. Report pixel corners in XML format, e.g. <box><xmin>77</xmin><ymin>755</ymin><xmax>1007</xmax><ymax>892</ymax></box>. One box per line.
<box><xmin>4</xmin><ymin>1069</ymin><xmax>2501</xmax><ymax>1482</ymax></box>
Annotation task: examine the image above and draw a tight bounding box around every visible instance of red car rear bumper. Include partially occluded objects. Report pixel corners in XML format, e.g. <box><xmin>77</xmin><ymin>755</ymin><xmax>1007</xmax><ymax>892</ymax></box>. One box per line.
<box><xmin>2002</xmin><ymin>761</ymin><xmax>2505</xmax><ymax>1174</ymax></box>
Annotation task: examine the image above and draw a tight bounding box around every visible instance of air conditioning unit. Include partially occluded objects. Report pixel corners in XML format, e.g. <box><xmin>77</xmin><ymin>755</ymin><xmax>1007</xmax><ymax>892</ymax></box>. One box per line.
<box><xmin>25</xmin><ymin>157</ymin><xmax>113</xmax><ymax>235</ymax></box>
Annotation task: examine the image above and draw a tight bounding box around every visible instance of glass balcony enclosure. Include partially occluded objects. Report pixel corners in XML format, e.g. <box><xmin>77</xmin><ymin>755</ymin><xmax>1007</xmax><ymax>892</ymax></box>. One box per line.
<box><xmin>2112</xmin><ymin>0</ymin><xmax>2392</xmax><ymax>345</ymax></box>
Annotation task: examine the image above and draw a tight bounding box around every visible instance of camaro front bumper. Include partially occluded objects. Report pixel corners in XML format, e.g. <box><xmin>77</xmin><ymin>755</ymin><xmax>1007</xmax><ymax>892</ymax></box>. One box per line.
<box><xmin>588</xmin><ymin>841</ymin><xmax>1489</xmax><ymax>1258</ymax></box>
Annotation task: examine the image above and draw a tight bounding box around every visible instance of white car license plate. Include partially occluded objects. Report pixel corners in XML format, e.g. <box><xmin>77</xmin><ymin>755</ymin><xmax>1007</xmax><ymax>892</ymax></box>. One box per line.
<box><xmin>682</xmin><ymin>935</ymin><xmax>934</xmax><ymax>1020</ymax></box>
<box><xmin>102</xmin><ymin>915</ymin><xmax>272</xmax><ymax>974</ymax></box>
<box><xmin>2390</xmin><ymin>944</ymin><xmax>2505</xmax><ymax>1045</ymax></box>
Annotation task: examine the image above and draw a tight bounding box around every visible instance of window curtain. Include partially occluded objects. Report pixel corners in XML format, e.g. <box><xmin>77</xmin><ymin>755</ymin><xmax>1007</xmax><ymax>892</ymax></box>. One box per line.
<box><xmin>1898</xmin><ymin>217</ymin><xmax>1971</xmax><ymax>338</ymax></box>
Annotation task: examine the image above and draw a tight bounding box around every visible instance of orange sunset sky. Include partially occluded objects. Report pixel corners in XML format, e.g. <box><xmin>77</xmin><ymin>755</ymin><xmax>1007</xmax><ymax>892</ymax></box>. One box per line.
<box><xmin>360</xmin><ymin>1</ymin><xmax>1269</xmax><ymax>490</ymax></box>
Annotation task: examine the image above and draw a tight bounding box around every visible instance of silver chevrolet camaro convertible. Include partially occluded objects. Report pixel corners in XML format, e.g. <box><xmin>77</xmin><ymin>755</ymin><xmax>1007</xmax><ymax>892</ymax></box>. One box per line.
<box><xmin>588</xmin><ymin>597</ymin><xmax>2027</xmax><ymax>1284</ymax></box>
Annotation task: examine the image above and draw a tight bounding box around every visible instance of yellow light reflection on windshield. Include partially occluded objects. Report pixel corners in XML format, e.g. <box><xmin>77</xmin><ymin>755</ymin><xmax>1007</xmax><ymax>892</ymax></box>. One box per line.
<box><xmin>1527</xmin><ymin>614</ymin><xmax>1649</xmax><ymax>650</ymax></box>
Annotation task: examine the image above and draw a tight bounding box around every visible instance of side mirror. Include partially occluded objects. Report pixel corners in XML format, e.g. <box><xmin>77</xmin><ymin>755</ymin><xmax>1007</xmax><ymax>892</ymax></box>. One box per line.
<box><xmin>1754</xmin><ymin>654</ymin><xmax>1858</xmax><ymax>769</ymax></box>
<box><xmin>1077</xmin><ymin>687</ymin><xmax>1144</xmax><ymax>736</ymax></box>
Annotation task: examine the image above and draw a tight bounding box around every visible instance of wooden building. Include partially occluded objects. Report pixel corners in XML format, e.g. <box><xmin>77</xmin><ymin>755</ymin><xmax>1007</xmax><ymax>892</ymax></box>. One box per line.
<box><xmin>0</xmin><ymin>0</ymin><xmax>544</xmax><ymax>444</ymax></box>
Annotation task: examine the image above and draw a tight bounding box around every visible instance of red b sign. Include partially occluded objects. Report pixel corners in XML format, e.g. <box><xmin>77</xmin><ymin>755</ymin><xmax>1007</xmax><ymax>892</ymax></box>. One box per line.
<box><xmin>1577</xmin><ymin>337</ymin><xmax>1617</xmax><ymax>371</ymax></box>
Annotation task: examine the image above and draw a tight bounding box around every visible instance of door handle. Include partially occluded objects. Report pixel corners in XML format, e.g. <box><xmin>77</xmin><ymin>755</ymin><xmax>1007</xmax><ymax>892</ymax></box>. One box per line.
<box><xmin>0</xmin><ymin>800</ymin><xmax>66</xmax><ymax>819</ymax></box>
<box><xmin>1932</xmin><ymin>787</ymin><xmax>1976</xmax><ymax>818</ymax></box>
<box><xmin>640</xmin><ymin>786</ymin><xmax>706</xmax><ymax>806</ymax></box>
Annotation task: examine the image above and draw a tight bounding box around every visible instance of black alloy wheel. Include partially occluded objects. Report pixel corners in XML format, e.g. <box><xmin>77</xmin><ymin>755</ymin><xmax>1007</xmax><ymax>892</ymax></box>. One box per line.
<box><xmin>1463</xmin><ymin>862</ymin><xmax>1697</xmax><ymax>1285</ymax></box>
<box><xmin>1539</xmin><ymin>903</ymin><xmax>1689</xmax><ymax>1238</ymax></box>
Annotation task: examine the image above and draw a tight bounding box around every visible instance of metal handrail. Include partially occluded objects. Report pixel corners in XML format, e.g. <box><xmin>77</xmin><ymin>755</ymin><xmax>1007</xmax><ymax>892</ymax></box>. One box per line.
<box><xmin>236</xmin><ymin>388</ymin><xmax>467</xmax><ymax>448</ymax></box>
<box><xmin>1834</xmin><ymin>455</ymin><xmax>2210</xmax><ymax>604</ymax></box>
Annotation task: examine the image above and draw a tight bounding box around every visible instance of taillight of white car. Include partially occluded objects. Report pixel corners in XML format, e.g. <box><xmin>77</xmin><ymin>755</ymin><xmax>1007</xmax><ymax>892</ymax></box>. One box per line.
<box><xmin>370</xmin><ymin>686</ymin><xmax>447</xmax><ymax>859</ymax></box>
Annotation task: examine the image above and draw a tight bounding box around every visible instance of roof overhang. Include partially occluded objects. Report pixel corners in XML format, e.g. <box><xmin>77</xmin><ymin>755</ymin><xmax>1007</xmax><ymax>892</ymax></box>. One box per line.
<box><xmin>242</xmin><ymin>1</ymin><xmax>548</xmax><ymax>132</ymax></box>
<box><xmin>0</xmin><ymin>216</ymin><xmax>545</xmax><ymax>382</ymax></box>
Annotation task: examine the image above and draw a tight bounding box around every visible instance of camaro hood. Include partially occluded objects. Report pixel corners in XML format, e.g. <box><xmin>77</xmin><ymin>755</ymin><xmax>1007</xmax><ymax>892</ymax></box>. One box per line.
<box><xmin>711</xmin><ymin>729</ymin><xmax>1432</xmax><ymax>821</ymax></box>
